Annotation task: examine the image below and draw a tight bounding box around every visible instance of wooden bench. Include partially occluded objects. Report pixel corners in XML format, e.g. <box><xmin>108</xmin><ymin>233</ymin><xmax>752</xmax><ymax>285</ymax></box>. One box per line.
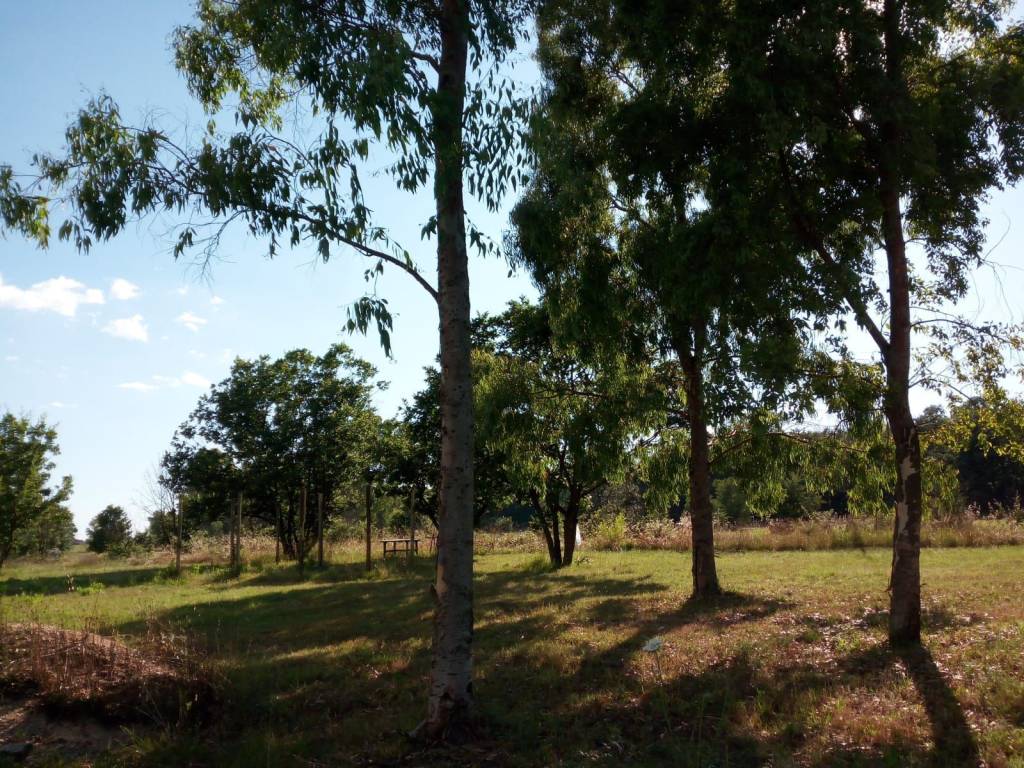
<box><xmin>380</xmin><ymin>538</ymin><xmax>421</xmax><ymax>558</ymax></box>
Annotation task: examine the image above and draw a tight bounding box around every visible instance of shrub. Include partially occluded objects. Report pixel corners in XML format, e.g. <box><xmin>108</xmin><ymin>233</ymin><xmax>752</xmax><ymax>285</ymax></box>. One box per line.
<box><xmin>590</xmin><ymin>512</ymin><xmax>629</xmax><ymax>551</ymax></box>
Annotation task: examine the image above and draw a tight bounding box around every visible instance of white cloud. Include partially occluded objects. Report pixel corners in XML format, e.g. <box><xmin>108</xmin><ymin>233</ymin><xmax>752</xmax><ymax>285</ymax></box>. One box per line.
<box><xmin>0</xmin><ymin>274</ymin><xmax>104</xmax><ymax>317</ymax></box>
<box><xmin>210</xmin><ymin>295</ymin><xmax>225</xmax><ymax>306</ymax></box>
<box><xmin>181</xmin><ymin>371</ymin><xmax>210</xmax><ymax>388</ymax></box>
<box><xmin>48</xmin><ymin>401</ymin><xmax>76</xmax><ymax>409</ymax></box>
<box><xmin>118</xmin><ymin>381</ymin><xmax>157</xmax><ymax>392</ymax></box>
<box><xmin>4</xmin><ymin>355</ymin><xmax>17</xmax><ymax>363</ymax></box>
<box><xmin>118</xmin><ymin>370</ymin><xmax>209</xmax><ymax>392</ymax></box>
<box><xmin>110</xmin><ymin>278</ymin><xmax>140</xmax><ymax>300</ymax></box>
<box><xmin>103</xmin><ymin>315</ymin><xmax>149</xmax><ymax>342</ymax></box>
<box><xmin>175</xmin><ymin>286</ymin><xmax>189</xmax><ymax>296</ymax></box>
<box><xmin>176</xmin><ymin>311</ymin><xmax>207</xmax><ymax>332</ymax></box>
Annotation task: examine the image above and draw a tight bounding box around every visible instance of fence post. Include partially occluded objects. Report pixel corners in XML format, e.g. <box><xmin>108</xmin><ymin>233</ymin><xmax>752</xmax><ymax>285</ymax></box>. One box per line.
<box><xmin>175</xmin><ymin>494</ymin><xmax>183</xmax><ymax>575</ymax></box>
<box><xmin>317</xmin><ymin>491</ymin><xmax>324</xmax><ymax>568</ymax></box>
<box><xmin>365</xmin><ymin>481</ymin><xmax>373</xmax><ymax>572</ymax></box>
<box><xmin>236</xmin><ymin>491</ymin><xmax>244</xmax><ymax>573</ymax></box>
<box><xmin>275</xmin><ymin>500</ymin><xmax>281</xmax><ymax>564</ymax></box>
<box><xmin>299</xmin><ymin>481</ymin><xmax>307</xmax><ymax>578</ymax></box>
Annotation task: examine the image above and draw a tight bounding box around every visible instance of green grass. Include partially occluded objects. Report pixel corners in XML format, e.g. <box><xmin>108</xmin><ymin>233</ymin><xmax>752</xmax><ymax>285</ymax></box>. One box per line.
<box><xmin>2</xmin><ymin>546</ymin><xmax>1023</xmax><ymax>767</ymax></box>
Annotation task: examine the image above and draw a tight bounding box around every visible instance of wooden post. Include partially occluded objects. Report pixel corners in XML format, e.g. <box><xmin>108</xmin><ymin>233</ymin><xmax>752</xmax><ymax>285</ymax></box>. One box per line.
<box><xmin>275</xmin><ymin>500</ymin><xmax>281</xmax><ymax>564</ymax></box>
<box><xmin>229</xmin><ymin>501</ymin><xmax>237</xmax><ymax>571</ymax></box>
<box><xmin>365</xmin><ymin>481</ymin><xmax>373</xmax><ymax>572</ymax></box>
<box><xmin>175</xmin><ymin>494</ymin><xmax>183</xmax><ymax>575</ymax></box>
<box><xmin>408</xmin><ymin>488</ymin><xmax>416</xmax><ymax>563</ymax></box>
<box><xmin>236</xmin><ymin>491</ymin><xmax>244</xmax><ymax>572</ymax></box>
<box><xmin>299</xmin><ymin>482</ymin><xmax>307</xmax><ymax>578</ymax></box>
<box><xmin>317</xmin><ymin>491</ymin><xmax>324</xmax><ymax>568</ymax></box>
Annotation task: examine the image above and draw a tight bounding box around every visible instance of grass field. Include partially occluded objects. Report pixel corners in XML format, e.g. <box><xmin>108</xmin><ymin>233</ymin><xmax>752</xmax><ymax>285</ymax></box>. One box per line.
<box><xmin>1</xmin><ymin>544</ymin><xmax>1023</xmax><ymax>767</ymax></box>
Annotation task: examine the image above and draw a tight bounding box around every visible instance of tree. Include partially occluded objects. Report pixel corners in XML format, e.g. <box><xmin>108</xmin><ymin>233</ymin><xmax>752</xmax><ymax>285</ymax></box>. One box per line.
<box><xmin>511</xmin><ymin>1</ymin><xmax>830</xmax><ymax>596</ymax></box>
<box><xmin>525</xmin><ymin>0</ymin><xmax>1024</xmax><ymax>641</ymax></box>
<box><xmin>86</xmin><ymin>504</ymin><xmax>134</xmax><ymax>556</ymax></box>
<box><xmin>1</xmin><ymin>1</ymin><xmax>535</xmax><ymax>732</ymax></box>
<box><xmin>169</xmin><ymin>344</ymin><xmax>379</xmax><ymax>561</ymax></box>
<box><xmin>11</xmin><ymin>505</ymin><xmax>76</xmax><ymax>557</ymax></box>
<box><xmin>475</xmin><ymin>301</ymin><xmax>662</xmax><ymax>566</ymax></box>
<box><xmin>391</xmin><ymin>360</ymin><xmax>516</xmax><ymax>531</ymax></box>
<box><xmin>0</xmin><ymin>413</ymin><xmax>73</xmax><ymax>569</ymax></box>
<box><xmin>923</xmin><ymin>390</ymin><xmax>1024</xmax><ymax>514</ymax></box>
<box><xmin>692</xmin><ymin>0</ymin><xmax>1024</xmax><ymax>643</ymax></box>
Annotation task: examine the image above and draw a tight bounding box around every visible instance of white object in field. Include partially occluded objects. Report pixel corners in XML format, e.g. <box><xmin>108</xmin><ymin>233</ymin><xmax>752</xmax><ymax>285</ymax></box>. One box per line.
<box><xmin>575</xmin><ymin>524</ymin><xmax>583</xmax><ymax>548</ymax></box>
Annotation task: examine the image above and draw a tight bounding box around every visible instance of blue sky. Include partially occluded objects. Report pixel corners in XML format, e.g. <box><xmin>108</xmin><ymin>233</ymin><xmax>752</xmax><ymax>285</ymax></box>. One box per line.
<box><xmin>1</xmin><ymin>3</ymin><xmax>1022</xmax><ymax>535</ymax></box>
<box><xmin>0</xmin><ymin>2</ymin><xmax>538</xmax><ymax>532</ymax></box>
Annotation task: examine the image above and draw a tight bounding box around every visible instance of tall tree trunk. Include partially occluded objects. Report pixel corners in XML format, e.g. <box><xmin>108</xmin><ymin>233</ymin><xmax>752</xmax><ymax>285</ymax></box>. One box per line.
<box><xmin>531</xmin><ymin>489</ymin><xmax>558</xmax><ymax>565</ymax></box>
<box><xmin>880</xmin><ymin>0</ymin><xmax>922</xmax><ymax>646</ymax></box>
<box><xmin>422</xmin><ymin>0</ymin><xmax>475</xmax><ymax>740</ymax></box>
<box><xmin>561</xmin><ymin>486</ymin><xmax>581</xmax><ymax>567</ymax></box>
<box><xmin>886</xmin><ymin>397</ymin><xmax>922</xmax><ymax>643</ymax></box>
<box><xmin>275</xmin><ymin>499</ymin><xmax>281</xmax><ymax>564</ymax></box>
<box><xmin>365</xmin><ymin>481</ymin><xmax>373</xmax><ymax>572</ymax></box>
<box><xmin>881</xmin><ymin>194</ymin><xmax>922</xmax><ymax>643</ymax></box>
<box><xmin>677</xmin><ymin>324</ymin><xmax>721</xmax><ymax>599</ymax></box>
<box><xmin>549</xmin><ymin>495</ymin><xmax>563</xmax><ymax>567</ymax></box>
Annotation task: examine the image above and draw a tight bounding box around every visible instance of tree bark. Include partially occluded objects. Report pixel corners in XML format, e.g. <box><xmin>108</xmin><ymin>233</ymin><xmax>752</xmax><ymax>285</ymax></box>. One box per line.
<box><xmin>531</xmin><ymin>489</ymin><xmax>559</xmax><ymax>565</ymax></box>
<box><xmin>549</xmin><ymin>495</ymin><xmax>563</xmax><ymax>567</ymax></box>
<box><xmin>880</xmin><ymin>0</ymin><xmax>922</xmax><ymax>646</ymax></box>
<box><xmin>422</xmin><ymin>0</ymin><xmax>475</xmax><ymax>740</ymax></box>
<box><xmin>677</xmin><ymin>324</ymin><xmax>721</xmax><ymax>599</ymax></box>
<box><xmin>560</xmin><ymin>485</ymin><xmax>582</xmax><ymax>567</ymax></box>
<box><xmin>886</xmin><ymin>398</ymin><xmax>922</xmax><ymax>643</ymax></box>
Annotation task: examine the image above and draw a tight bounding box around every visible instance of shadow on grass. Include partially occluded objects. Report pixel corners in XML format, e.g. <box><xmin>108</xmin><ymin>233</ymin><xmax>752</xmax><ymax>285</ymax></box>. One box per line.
<box><xmin>99</xmin><ymin>562</ymin><xmax>982</xmax><ymax>768</ymax></box>
<box><xmin>0</xmin><ymin>566</ymin><xmax>191</xmax><ymax>597</ymax></box>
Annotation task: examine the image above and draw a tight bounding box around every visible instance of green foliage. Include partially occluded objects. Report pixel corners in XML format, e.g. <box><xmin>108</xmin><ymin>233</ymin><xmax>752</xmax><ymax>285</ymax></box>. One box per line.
<box><xmin>0</xmin><ymin>412</ymin><xmax>73</xmax><ymax>568</ymax></box>
<box><xmin>590</xmin><ymin>512</ymin><xmax>628</xmax><ymax>551</ymax></box>
<box><xmin>12</xmin><ymin>504</ymin><xmax>76</xmax><ymax>557</ymax></box>
<box><xmin>0</xmin><ymin>0</ymin><xmax>536</xmax><ymax>344</ymax></box>
<box><xmin>922</xmin><ymin>389</ymin><xmax>1024</xmax><ymax>515</ymax></box>
<box><xmin>476</xmin><ymin>300</ymin><xmax>663</xmax><ymax>563</ymax></box>
<box><xmin>86</xmin><ymin>504</ymin><xmax>134</xmax><ymax>556</ymax></box>
<box><xmin>386</xmin><ymin>356</ymin><xmax>515</xmax><ymax>528</ymax></box>
<box><xmin>164</xmin><ymin>344</ymin><xmax>380</xmax><ymax>556</ymax></box>
<box><xmin>711</xmin><ymin>478</ymin><xmax>749</xmax><ymax>525</ymax></box>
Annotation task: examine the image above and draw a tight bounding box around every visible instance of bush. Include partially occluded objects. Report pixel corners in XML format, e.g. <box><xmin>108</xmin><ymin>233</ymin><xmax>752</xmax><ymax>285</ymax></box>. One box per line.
<box><xmin>590</xmin><ymin>512</ymin><xmax>629</xmax><ymax>551</ymax></box>
<box><xmin>86</xmin><ymin>505</ymin><xmax>134</xmax><ymax>556</ymax></box>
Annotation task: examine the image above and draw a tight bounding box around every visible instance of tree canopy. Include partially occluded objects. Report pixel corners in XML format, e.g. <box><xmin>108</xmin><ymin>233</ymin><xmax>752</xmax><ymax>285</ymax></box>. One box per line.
<box><xmin>0</xmin><ymin>413</ymin><xmax>74</xmax><ymax>569</ymax></box>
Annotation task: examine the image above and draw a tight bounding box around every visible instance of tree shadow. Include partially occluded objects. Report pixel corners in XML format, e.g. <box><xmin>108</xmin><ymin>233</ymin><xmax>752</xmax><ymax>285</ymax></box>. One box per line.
<box><xmin>894</xmin><ymin>644</ymin><xmax>981</xmax><ymax>767</ymax></box>
<box><xmin>82</xmin><ymin>562</ymin><xmax>982</xmax><ymax>767</ymax></box>
<box><xmin>0</xmin><ymin>567</ymin><xmax>183</xmax><ymax>597</ymax></box>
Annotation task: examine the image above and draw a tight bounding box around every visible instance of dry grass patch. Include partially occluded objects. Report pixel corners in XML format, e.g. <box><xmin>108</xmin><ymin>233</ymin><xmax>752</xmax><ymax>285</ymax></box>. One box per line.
<box><xmin>0</xmin><ymin>621</ymin><xmax>218</xmax><ymax>728</ymax></box>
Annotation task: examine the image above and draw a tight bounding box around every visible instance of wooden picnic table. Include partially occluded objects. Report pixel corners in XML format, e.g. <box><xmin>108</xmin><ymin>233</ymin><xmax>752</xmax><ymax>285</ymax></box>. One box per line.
<box><xmin>379</xmin><ymin>534</ymin><xmax>440</xmax><ymax>558</ymax></box>
<box><xmin>380</xmin><ymin>537</ymin><xmax>421</xmax><ymax>557</ymax></box>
